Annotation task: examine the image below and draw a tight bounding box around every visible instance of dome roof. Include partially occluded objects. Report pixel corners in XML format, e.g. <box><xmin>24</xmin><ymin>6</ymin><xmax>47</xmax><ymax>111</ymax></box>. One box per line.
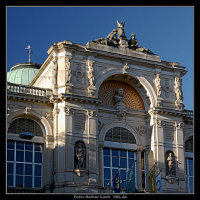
<box><xmin>7</xmin><ymin>63</ymin><xmax>41</xmax><ymax>85</ymax></box>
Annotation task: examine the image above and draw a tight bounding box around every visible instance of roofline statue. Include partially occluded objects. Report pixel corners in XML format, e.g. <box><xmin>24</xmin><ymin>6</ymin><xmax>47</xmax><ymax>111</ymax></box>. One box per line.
<box><xmin>90</xmin><ymin>20</ymin><xmax>155</xmax><ymax>55</ymax></box>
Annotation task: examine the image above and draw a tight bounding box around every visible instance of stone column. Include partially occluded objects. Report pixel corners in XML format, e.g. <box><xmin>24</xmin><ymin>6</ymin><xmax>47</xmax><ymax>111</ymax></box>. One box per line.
<box><xmin>87</xmin><ymin>110</ymin><xmax>98</xmax><ymax>191</ymax></box>
<box><xmin>64</xmin><ymin>105</ymin><xmax>74</xmax><ymax>185</ymax></box>
<box><xmin>175</xmin><ymin>121</ymin><xmax>187</xmax><ymax>192</ymax></box>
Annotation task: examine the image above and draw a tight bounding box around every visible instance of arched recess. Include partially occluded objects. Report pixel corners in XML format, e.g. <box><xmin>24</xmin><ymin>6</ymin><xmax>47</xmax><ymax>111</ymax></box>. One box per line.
<box><xmin>7</xmin><ymin>109</ymin><xmax>53</xmax><ymax>137</ymax></box>
<box><xmin>95</xmin><ymin>69</ymin><xmax>156</xmax><ymax>109</ymax></box>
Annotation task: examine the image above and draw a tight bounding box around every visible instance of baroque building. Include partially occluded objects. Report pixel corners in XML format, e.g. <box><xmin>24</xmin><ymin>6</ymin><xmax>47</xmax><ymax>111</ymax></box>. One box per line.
<box><xmin>7</xmin><ymin>21</ymin><xmax>193</xmax><ymax>193</ymax></box>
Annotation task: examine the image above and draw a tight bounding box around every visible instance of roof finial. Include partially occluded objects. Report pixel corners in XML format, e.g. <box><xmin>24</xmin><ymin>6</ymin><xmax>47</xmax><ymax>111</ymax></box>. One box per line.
<box><xmin>25</xmin><ymin>45</ymin><xmax>31</xmax><ymax>64</ymax></box>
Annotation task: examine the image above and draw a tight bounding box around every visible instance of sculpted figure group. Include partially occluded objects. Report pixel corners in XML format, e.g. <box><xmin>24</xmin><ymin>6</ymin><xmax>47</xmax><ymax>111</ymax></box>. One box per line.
<box><xmin>92</xmin><ymin>20</ymin><xmax>154</xmax><ymax>55</ymax></box>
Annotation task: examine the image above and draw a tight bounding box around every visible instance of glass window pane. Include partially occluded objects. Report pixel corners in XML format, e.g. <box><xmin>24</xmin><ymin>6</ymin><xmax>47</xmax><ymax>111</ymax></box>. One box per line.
<box><xmin>128</xmin><ymin>159</ymin><xmax>134</xmax><ymax>168</ymax></box>
<box><xmin>104</xmin><ymin>168</ymin><xmax>111</xmax><ymax>179</ymax></box>
<box><xmin>7</xmin><ymin>175</ymin><xmax>13</xmax><ymax>186</ymax></box>
<box><xmin>103</xmin><ymin>149</ymin><xmax>110</xmax><ymax>156</ymax></box>
<box><xmin>112</xmin><ymin>169</ymin><xmax>118</xmax><ymax>177</ymax></box>
<box><xmin>7</xmin><ymin>150</ymin><xmax>14</xmax><ymax>161</ymax></box>
<box><xmin>121</xmin><ymin>180</ymin><xmax>126</xmax><ymax>189</ymax></box>
<box><xmin>189</xmin><ymin>177</ymin><xmax>193</xmax><ymax>193</ymax></box>
<box><xmin>25</xmin><ymin>143</ymin><xmax>33</xmax><ymax>151</ymax></box>
<box><xmin>35</xmin><ymin>165</ymin><xmax>41</xmax><ymax>176</ymax></box>
<box><xmin>7</xmin><ymin>141</ymin><xmax>14</xmax><ymax>149</ymax></box>
<box><xmin>188</xmin><ymin>159</ymin><xmax>193</xmax><ymax>176</ymax></box>
<box><xmin>16</xmin><ymin>150</ymin><xmax>24</xmax><ymax>162</ymax></box>
<box><xmin>120</xmin><ymin>150</ymin><xmax>126</xmax><ymax>158</ymax></box>
<box><xmin>25</xmin><ymin>151</ymin><xmax>33</xmax><ymax>163</ymax></box>
<box><xmin>120</xmin><ymin>158</ymin><xmax>127</xmax><ymax>168</ymax></box>
<box><xmin>16</xmin><ymin>163</ymin><xmax>24</xmax><ymax>175</ymax></box>
<box><xmin>35</xmin><ymin>152</ymin><xmax>42</xmax><ymax>163</ymax></box>
<box><xmin>104</xmin><ymin>180</ymin><xmax>110</xmax><ymax>187</ymax></box>
<box><xmin>35</xmin><ymin>144</ymin><xmax>42</xmax><ymax>152</ymax></box>
<box><xmin>112</xmin><ymin>150</ymin><xmax>119</xmax><ymax>157</ymax></box>
<box><xmin>128</xmin><ymin>151</ymin><xmax>134</xmax><ymax>159</ymax></box>
<box><xmin>25</xmin><ymin>176</ymin><xmax>32</xmax><ymax>188</ymax></box>
<box><xmin>7</xmin><ymin>163</ymin><xmax>13</xmax><ymax>174</ymax></box>
<box><xmin>16</xmin><ymin>142</ymin><xmax>24</xmax><ymax>150</ymax></box>
<box><xmin>16</xmin><ymin>175</ymin><xmax>23</xmax><ymax>187</ymax></box>
<box><xmin>25</xmin><ymin>164</ymin><xmax>32</xmax><ymax>175</ymax></box>
<box><xmin>112</xmin><ymin>157</ymin><xmax>119</xmax><ymax>167</ymax></box>
<box><xmin>120</xmin><ymin>169</ymin><xmax>126</xmax><ymax>180</ymax></box>
<box><xmin>104</xmin><ymin>156</ymin><xmax>110</xmax><ymax>167</ymax></box>
<box><xmin>34</xmin><ymin>177</ymin><xmax>41</xmax><ymax>188</ymax></box>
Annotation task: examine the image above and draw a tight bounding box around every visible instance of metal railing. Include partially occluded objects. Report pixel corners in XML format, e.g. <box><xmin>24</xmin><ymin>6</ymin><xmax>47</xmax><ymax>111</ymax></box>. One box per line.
<box><xmin>7</xmin><ymin>82</ymin><xmax>52</xmax><ymax>98</ymax></box>
<box><xmin>184</xmin><ymin>109</ymin><xmax>193</xmax><ymax>118</ymax></box>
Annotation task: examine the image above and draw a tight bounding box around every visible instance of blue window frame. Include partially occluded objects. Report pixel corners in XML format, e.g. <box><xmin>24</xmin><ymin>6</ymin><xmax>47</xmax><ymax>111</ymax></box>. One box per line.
<box><xmin>103</xmin><ymin>148</ymin><xmax>136</xmax><ymax>192</ymax></box>
<box><xmin>7</xmin><ymin>141</ymin><xmax>43</xmax><ymax>189</ymax></box>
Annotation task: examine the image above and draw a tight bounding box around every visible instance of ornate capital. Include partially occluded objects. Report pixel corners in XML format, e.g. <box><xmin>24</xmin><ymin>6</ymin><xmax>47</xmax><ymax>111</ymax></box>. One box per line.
<box><xmin>156</xmin><ymin>119</ymin><xmax>164</xmax><ymax>127</ymax></box>
<box><xmin>175</xmin><ymin>122</ymin><xmax>184</xmax><ymax>129</ymax></box>
<box><xmin>87</xmin><ymin>110</ymin><xmax>97</xmax><ymax>118</ymax></box>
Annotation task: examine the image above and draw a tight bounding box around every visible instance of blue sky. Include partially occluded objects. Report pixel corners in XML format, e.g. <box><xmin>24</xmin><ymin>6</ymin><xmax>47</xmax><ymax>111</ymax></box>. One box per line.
<box><xmin>7</xmin><ymin>6</ymin><xmax>194</xmax><ymax>110</ymax></box>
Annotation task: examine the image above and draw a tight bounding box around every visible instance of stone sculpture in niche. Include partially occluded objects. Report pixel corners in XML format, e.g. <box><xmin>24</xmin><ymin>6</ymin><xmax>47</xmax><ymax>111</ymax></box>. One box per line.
<box><xmin>74</xmin><ymin>141</ymin><xmax>86</xmax><ymax>170</ymax></box>
<box><xmin>166</xmin><ymin>151</ymin><xmax>176</xmax><ymax>176</ymax></box>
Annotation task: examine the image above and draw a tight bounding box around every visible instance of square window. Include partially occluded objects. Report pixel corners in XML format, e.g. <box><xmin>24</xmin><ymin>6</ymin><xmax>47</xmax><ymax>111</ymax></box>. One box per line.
<box><xmin>120</xmin><ymin>150</ymin><xmax>126</xmax><ymax>158</ymax></box>
<box><xmin>25</xmin><ymin>164</ymin><xmax>32</xmax><ymax>175</ymax></box>
<box><xmin>7</xmin><ymin>150</ymin><xmax>14</xmax><ymax>161</ymax></box>
<box><xmin>104</xmin><ymin>168</ymin><xmax>111</xmax><ymax>179</ymax></box>
<box><xmin>35</xmin><ymin>144</ymin><xmax>42</xmax><ymax>152</ymax></box>
<box><xmin>25</xmin><ymin>176</ymin><xmax>32</xmax><ymax>188</ymax></box>
<box><xmin>104</xmin><ymin>156</ymin><xmax>110</xmax><ymax>167</ymax></box>
<box><xmin>16</xmin><ymin>150</ymin><xmax>24</xmax><ymax>162</ymax></box>
<box><xmin>25</xmin><ymin>143</ymin><xmax>33</xmax><ymax>151</ymax></box>
<box><xmin>35</xmin><ymin>152</ymin><xmax>42</xmax><ymax>163</ymax></box>
<box><xmin>25</xmin><ymin>151</ymin><xmax>33</xmax><ymax>163</ymax></box>
<box><xmin>128</xmin><ymin>159</ymin><xmax>134</xmax><ymax>168</ymax></box>
<box><xmin>16</xmin><ymin>142</ymin><xmax>24</xmax><ymax>150</ymax></box>
<box><xmin>35</xmin><ymin>165</ymin><xmax>41</xmax><ymax>176</ymax></box>
<box><xmin>7</xmin><ymin>141</ymin><xmax>14</xmax><ymax>149</ymax></box>
<box><xmin>103</xmin><ymin>149</ymin><xmax>110</xmax><ymax>156</ymax></box>
<box><xmin>112</xmin><ymin>157</ymin><xmax>119</xmax><ymax>167</ymax></box>
<box><xmin>120</xmin><ymin>158</ymin><xmax>127</xmax><ymax>168</ymax></box>
<box><xmin>34</xmin><ymin>177</ymin><xmax>41</xmax><ymax>188</ymax></box>
<box><xmin>7</xmin><ymin>163</ymin><xmax>13</xmax><ymax>174</ymax></box>
<box><xmin>16</xmin><ymin>163</ymin><xmax>24</xmax><ymax>175</ymax></box>
<box><xmin>112</xmin><ymin>150</ymin><xmax>119</xmax><ymax>157</ymax></box>
<box><xmin>104</xmin><ymin>179</ymin><xmax>111</xmax><ymax>187</ymax></box>
<box><xmin>16</xmin><ymin>175</ymin><xmax>23</xmax><ymax>187</ymax></box>
<box><xmin>7</xmin><ymin>175</ymin><xmax>13</xmax><ymax>186</ymax></box>
<box><xmin>128</xmin><ymin>151</ymin><xmax>134</xmax><ymax>159</ymax></box>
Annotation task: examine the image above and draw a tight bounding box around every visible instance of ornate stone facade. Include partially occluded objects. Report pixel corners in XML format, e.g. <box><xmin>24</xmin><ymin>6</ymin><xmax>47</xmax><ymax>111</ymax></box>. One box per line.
<box><xmin>7</xmin><ymin>21</ymin><xmax>193</xmax><ymax>194</ymax></box>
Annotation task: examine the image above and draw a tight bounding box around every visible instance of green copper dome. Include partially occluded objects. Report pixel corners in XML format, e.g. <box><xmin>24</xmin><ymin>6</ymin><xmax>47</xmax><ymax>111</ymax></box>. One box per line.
<box><xmin>7</xmin><ymin>63</ymin><xmax>41</xmax><ymax>85</ymax></box>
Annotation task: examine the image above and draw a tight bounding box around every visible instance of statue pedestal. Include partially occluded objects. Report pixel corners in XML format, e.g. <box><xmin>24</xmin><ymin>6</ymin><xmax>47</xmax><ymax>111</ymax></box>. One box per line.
<box><xmin>74</xmin><ymin>169</ymin><xmax>88</xmax><ymax>177</ymax></box>
<box><xmin>119</xmin><ymin>37</ymin><xmax>129</xmax><ymax>48</ymax></box>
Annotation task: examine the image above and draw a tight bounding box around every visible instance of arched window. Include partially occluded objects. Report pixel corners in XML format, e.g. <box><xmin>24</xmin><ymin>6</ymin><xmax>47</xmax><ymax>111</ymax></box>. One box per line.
<box><xmin>103</xmin><ymin>127</ymin><xmax>136</xmax><ymax>193</ymax></box>
<box><xmin>105</xmin><ymin>127</ymin><xmax>136</xmax><ymax>144</ymax></box>
<box><xmin>8</xmin><ymin>118</ymin><xmax>43</xmax><ymax>137</ymax></box>
<box><xmin>7</xmin><ymin>118</ymin><xmax>44</xmax><ymax>191</ymax></box>
<box><xmin>185</xmin><ymin>137</ymin><xmax>193</xmax><ymax>153</ymax></box>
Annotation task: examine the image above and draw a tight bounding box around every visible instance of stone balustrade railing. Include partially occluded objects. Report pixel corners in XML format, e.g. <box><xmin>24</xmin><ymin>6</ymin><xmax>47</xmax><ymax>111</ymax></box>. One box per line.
<box><xmin>7</xmin><ymin>82</ymin><xmax>52</xmax><ymax>98</ymax></box>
